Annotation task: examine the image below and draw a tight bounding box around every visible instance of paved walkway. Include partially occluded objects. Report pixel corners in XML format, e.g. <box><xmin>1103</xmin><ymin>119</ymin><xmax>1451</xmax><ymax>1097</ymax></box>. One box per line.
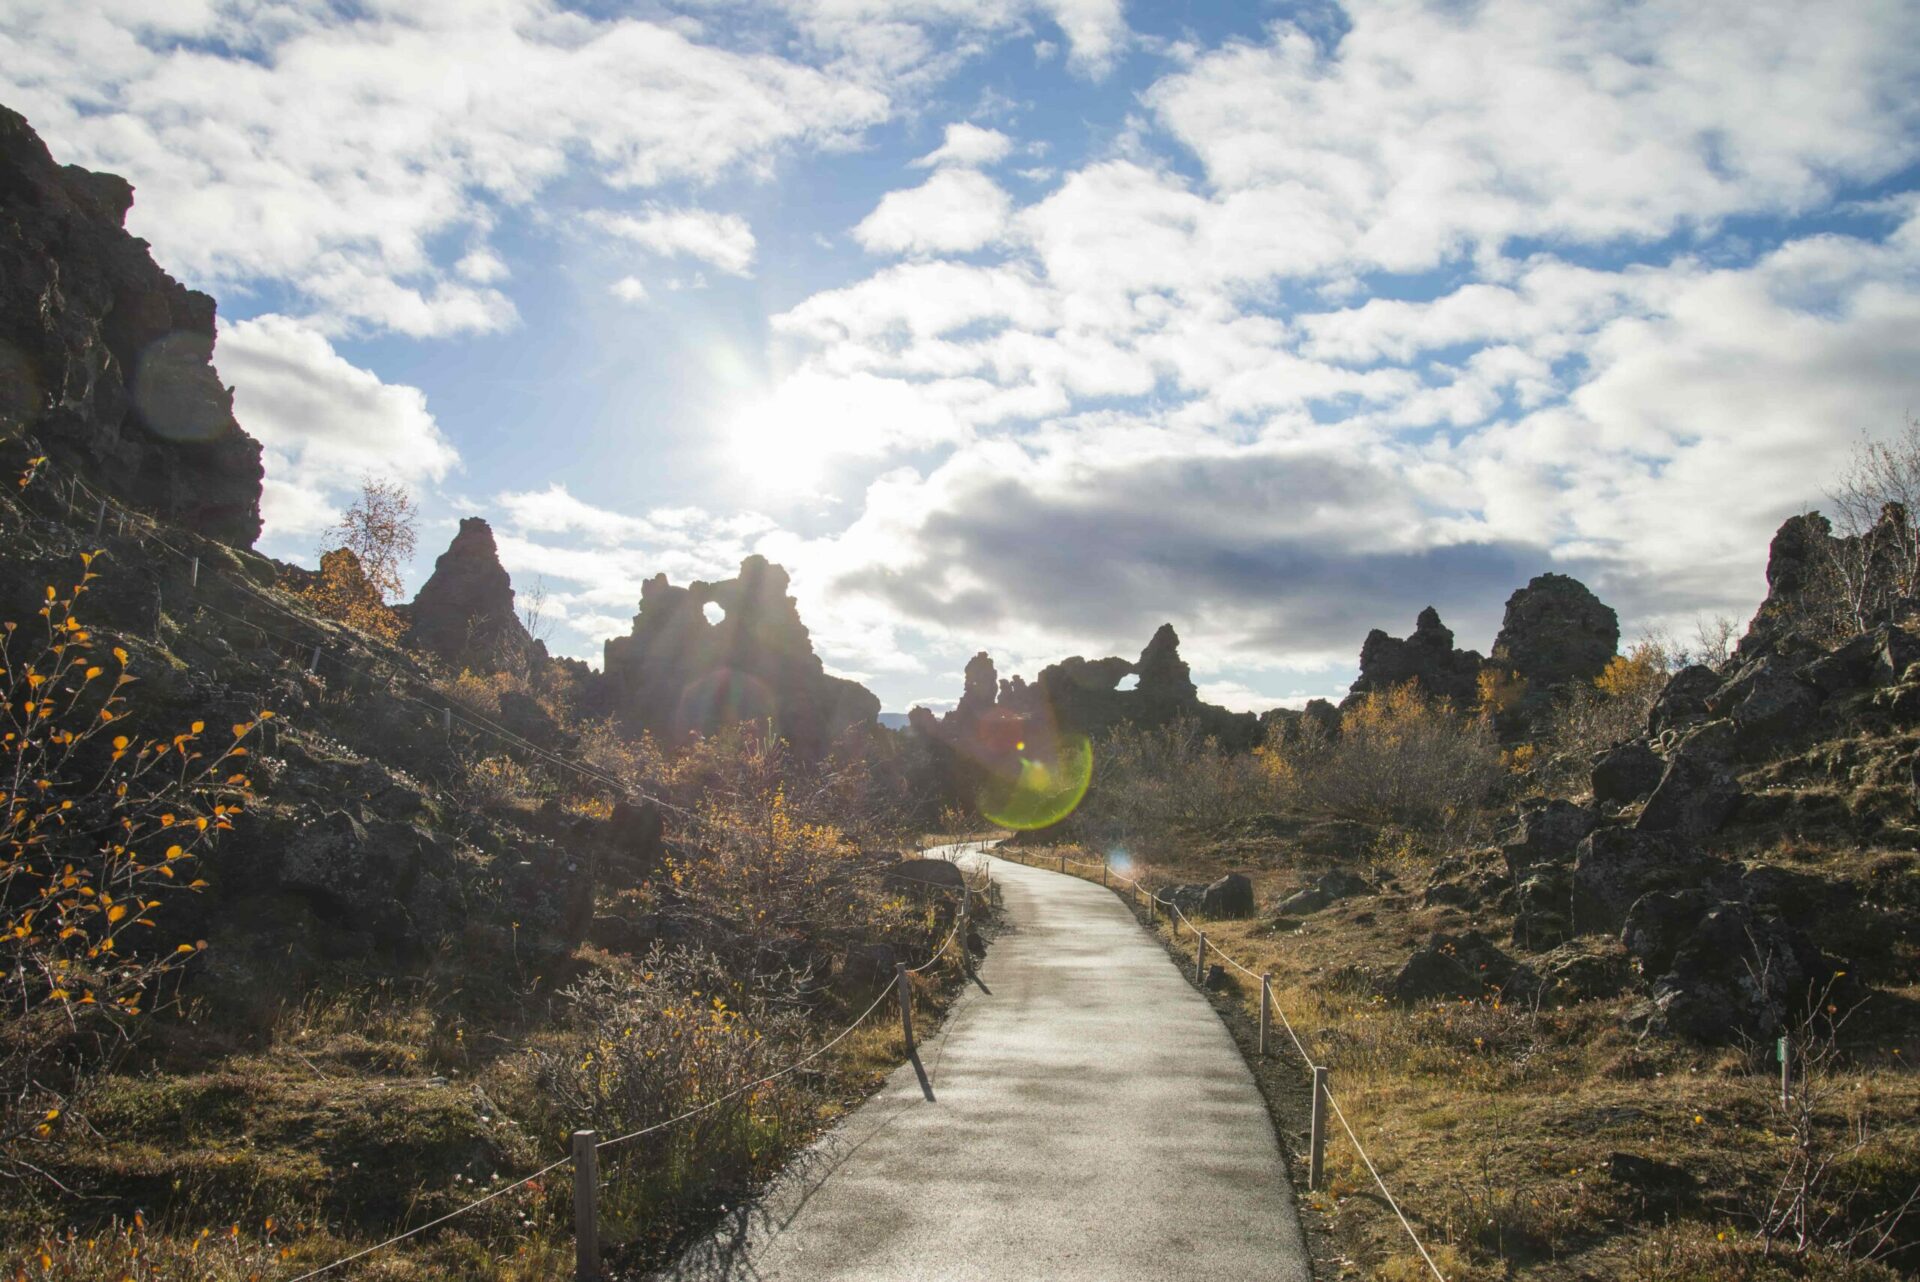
<box><xmin>658</xmin><ymin>846</ymin><xmax>1309</xmax><ymax>1282</ymax></box>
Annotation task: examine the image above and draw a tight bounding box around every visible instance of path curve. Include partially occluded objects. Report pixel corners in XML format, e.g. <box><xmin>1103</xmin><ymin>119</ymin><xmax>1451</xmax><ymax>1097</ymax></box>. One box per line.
<box><xmin>657</xmin><ymin>845</ymin><xmax>1310</xmax><ymax>1282</ymax></box>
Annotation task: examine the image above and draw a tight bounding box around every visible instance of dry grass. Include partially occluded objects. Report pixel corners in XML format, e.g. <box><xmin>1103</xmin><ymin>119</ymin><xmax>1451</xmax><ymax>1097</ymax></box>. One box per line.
<box><xmin>998</xmin><ymin>842</ymin><xmax>1920</xmax><ymax>1280</ymax></box>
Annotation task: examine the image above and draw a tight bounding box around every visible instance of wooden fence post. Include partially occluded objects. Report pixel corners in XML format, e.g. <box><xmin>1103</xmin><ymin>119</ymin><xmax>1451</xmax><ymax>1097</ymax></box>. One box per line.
<box><xmin>189</xmin><ymin>556</ymin><xmax>199</xmax><ymax>590</ymax></box>
<box><xmin>1309</xmin><ymin>1067</ymin><xmax>1329</xmax><ymax>1191</ymax></box>
<box><xmin>443</xmin><ymin>706</ymin><xmax>453</xmax><ymax>736</ymax></box>
<box><xmin>1195</xmin><ymin>932</ymin><xmax>1206</xmax><ymax>983</ymax></box>
<box><xmin>1778</xmin><ymin>1036</ymin><xmax>1790</xmax><ymax>1108</ymax></box>
<box><xmin>1259</xmin><ymin>973</ymin><xmax>1272</xmax><ymax>1056</ymax></box>
<box><xmin>308</xmin><ymin>643</ymin><xmax>321</xmax><ymax>673</ymax></box>
<box><xmin>958</xmin><ymin>892</ymin><xmax>971</xmax><ymax>974</ymax></box>
<box><xmin>572</xmin><ymin>1130</ymin><xmax>601</xmax><ymax>1280</ymax></box>
<box><xmin>1058</xmin><ymin>853</ymin><xmax>1066</xmax><ymax>874</ymax></box>
<box><xmin>93</xmin><ymin>498</ymin><xmax>106</xmax><ymax>537</ymax></box>
<box><xmin>895</xmin><ymin>963</ymin><xmax>915</xmax><ymax>1055</ymax></box>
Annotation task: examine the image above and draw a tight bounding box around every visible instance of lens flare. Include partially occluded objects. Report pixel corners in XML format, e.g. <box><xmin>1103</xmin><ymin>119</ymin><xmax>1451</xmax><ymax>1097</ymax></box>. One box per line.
<box><xmin>978</xmin><ymin>731</ymin><xmax>1093</xmax><ymax>831</ymax></box>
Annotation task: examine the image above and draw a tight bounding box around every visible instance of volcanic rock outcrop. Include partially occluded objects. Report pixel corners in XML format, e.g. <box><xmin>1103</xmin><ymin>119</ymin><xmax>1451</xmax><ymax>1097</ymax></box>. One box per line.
<box><xmin>1491</xmin><ymin>573</ymin><xmax>1620</xmax><ymax>689</ymax></box>
<box><xmin>922</xmin><ymin>624</ymin><xmax>1259</xmax><ymax>753</ymax></box>
<box><xmin>406</xmin><ymin>518</ymin><xmax>537</xmax><ymax>673</ymax></box>
<box><xmin>0</xmin><ymin>106</ymin><xmax>262</xmax><ymax>544</ymax></box>
<box><xmin>601</xmin><ymin>554</ymin><xmax>879</xmax><ymax>755</ymax></box>
<box><xmin>1343</xmin><ymin>606</ymin><xmax>1485</xmax><ymax>708</ymax></box>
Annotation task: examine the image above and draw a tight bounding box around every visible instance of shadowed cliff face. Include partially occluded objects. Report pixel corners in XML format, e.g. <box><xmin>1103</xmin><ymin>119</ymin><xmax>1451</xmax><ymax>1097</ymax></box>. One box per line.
<box><xmin>0</xmin><ymin>106</ymin><xmax>262</xmax><ymax>545</ymax></box>
<box><xmin>601</xmin><ymin>554</ymin><xmax>880</xmax><ymax>755</ymax></box>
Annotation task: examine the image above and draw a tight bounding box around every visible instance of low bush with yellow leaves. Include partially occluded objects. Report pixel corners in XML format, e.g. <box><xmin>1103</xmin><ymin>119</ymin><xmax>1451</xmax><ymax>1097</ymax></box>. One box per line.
<box><xmin>1261</xmin><ymin>680</ymin><xmax>1504</xmax><ymax>834</ymax></box>
<box><xmin>0</xmin><ymin>553</ymin><xmax>258</xmax><ymax>1170</ymax></box>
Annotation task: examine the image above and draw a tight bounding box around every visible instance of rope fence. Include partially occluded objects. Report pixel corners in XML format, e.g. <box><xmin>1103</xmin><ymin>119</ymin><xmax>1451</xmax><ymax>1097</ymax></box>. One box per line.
<box><xmin>283</xmin><ymin>882</ymin><xmax>979</xmax><ymax>1281</ymax></box>
<box><xmin>10</xmin><ymin>457</ymin><xmax>991</xmax><ymax>1280</ymax></box>
<box><xmin>13</xmin><ymin>462</ymin><xmax>1436</xmax><ymax>1277</ymax></box>
<box><xmin>991</xmin><ymin>846</ymin><xmax>1448</xmax><ymax>1281</ymax></box>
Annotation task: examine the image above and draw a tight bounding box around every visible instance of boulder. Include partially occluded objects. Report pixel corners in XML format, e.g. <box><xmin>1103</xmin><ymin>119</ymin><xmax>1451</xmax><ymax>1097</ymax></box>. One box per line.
<box><xmin>1737</xmin><ymin>513</ymin><xmax>1846</xmax><ymax>663</ymax></box>
<box><xmin>0</xmin><ymin>107</ymin><xmax>264</xmax><ymax>544</ymax></box>
<box><xmin>1491</xmin><ymin>573</ymin><xmax>1620</xmax><ymax>690</ymax></box>
<box><xmin>1201</xmin><ymin>872</ymin><xmax>1256</xmax><ymax>918</ymax></box>
<box><xmin>882</xmin><ymin>859</ymin><xmax>967</xmax><ymax>895</ymax></box>
<box><xmin>1510</xmin><ymin>870</ymin><xmax>1572</xmax><ymax>952</ymax></box>
<box><xmin>276</xmin><ymin>810</ymin><xmax>460</xmax><ymax>944</ymax></box>
<box><xmin>1389</xmin><ymin>931</ymin><xmax>1535</xmax><ymax>1004</ymax></box>
<box><xmin>1642</xmin><ymin>905</ymin><xmax>1834</xmax><ymax>1043</ymax></box>
<box><xmin>1648</xmin><ymin>665</ymin><xmax>1722</xmax><ymax>736</ymax></box>
<box><xmin>1571</xmin><ymin>829</ymin><xmax>1715</xmax><ymax>935</ymax></box>
<box><xmin>1422</xmin><ymin>865</ymin><xmax>1506</xmax><ymax>909</ymax></box>
<box><xmin>1801</xmin><ymin>629</ymin><xmax>1886</xmax><ymax>695</ymax></box>
<box><xmin>1722</xmin><ymin>667</ymin><xmax>1820</xmax><ymax>747</ymax></box>
<box><xmin>1502</xmin><ymin>798</ymin><xmax>1597</xmax><ymax>880</ymax></box>
<box><xmin>1535</xmin><ymin>938</ymin><xmax>1629</xmax><ymax>1002</ymax></box>
<box><xmin>1636</xmin><ymin>753</ymin><xmax>1742</xmax><ymax>837</ymax></box>
<box><xmin>1277</xmin><ymin>869</ymin><xmax>1374</xmax><ymax>916</ymax></box>
<box><xmin>1591</xmin><ymin>740</ymin><xmax>1665</xmax><ymax>806</ymax></box>
<box><xmin>1621</xmin><ymin>889</ymin><xmax>1714</xmax><ymax>977</ymax></box>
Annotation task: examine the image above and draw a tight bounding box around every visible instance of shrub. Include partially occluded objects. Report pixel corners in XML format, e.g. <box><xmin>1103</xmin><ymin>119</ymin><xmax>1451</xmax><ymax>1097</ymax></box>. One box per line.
<box><xmin>1264</xmin><ymin>682</ymin><xmax>1503</xmax><ymax>833</ymax></box>
<box><xmin>1074</xmin><ymin>718</ymin><xmax>1272</xmax><ymax>844</ymax></box>
<box><xmin>532</xmin><ymin>952</ymin><xmax>809</xmax><ymax>1236</ymax></box>
<box><xmin>293</xmin><ymin>547</ymin><xmax>405</xmax><ymax>642</ymax></box>
<box><xmin>1540</xmin><ymin>640</ymin><xmax>1671</xmax><ymax>790</ymax></box>
<box><xmin>0</xmin><ymin>555</ymin><xmax>254</xmax><ymax>1168</ymax></box>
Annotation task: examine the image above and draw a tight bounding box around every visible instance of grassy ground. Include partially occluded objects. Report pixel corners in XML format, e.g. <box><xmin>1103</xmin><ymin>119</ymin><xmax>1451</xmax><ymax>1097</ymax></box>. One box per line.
<box><xmin>995</xmin><ymin>841</ymin><xmax>1920</xmax><ymax>1281</ymax></box>
<box><xmin>3</xmin><ymin>877</ymin><xmax>992</xmax><ymax>1281</ymax></box>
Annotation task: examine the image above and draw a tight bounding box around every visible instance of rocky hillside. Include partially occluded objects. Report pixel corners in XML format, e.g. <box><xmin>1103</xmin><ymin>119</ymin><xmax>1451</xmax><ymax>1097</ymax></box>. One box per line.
<box><xmin>0</xmin><ymin>107</ymin><xmax>961</xmax><ymax>1280</ymax></box>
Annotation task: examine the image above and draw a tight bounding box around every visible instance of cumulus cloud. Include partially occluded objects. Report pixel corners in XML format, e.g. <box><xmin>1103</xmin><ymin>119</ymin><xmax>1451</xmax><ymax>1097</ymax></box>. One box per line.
<box><xmin>758</xmin><ymin>0</ymin><xmax>1920</xmax><ymax>707</ymax></box>
<box><xmin>1</xmin><ymin>0</ymin><xmax>883</xmax><ymax>335</ymax></box>
<box><xmin>912</xmin><ymin>122</ymin><xmax>1014</xmax><ymax>169</ymax></box>
<box><xmin>587</xmin><ymin>207</ymin><xmax>758</xmax><ymax>277</ymax></box>
<box><xmin>220</xmin><ymin>314</ymin><xmax>458</xmax><ymax>539</ymax></box>
<box><xmin>854</xmin><ymin>168</ymin><xmax>1014</xmax><ymax>255</ymax></box>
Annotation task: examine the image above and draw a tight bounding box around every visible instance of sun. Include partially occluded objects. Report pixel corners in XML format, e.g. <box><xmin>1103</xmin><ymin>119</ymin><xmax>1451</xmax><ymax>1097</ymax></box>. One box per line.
<box><xmin>721</xmin><ymin>395</ymin><xmax>825</xmax><ymax>492</ymax></box>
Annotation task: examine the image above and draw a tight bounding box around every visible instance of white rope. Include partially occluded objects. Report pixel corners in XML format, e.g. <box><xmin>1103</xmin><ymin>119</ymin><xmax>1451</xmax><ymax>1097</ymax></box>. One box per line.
<box><xmin>596</xmin><ymin>983</ymin><xmax>896</xmax><ymax>1152</ymax></box>
<box><xmin>282</xmin><ymin>1156</ymin><xmax>571</xmax><ymax>1281</ymax></box>
<box><xmin>1325</xmin><ymin>1091</ymin><xmax>1448</xmax><ymax>1280</ymax></box>
<box><xmin>286</xmin><ymin>904</ymin><xmax>964</xmax><ymax>1279</ymax></box>
<box><xmin>17</xmin><ymin>468</ymin><xmax>986</xmax><ymax>1275</ymax></box>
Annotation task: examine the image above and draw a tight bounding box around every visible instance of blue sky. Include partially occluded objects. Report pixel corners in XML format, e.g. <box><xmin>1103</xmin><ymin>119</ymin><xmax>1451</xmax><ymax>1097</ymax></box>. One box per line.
<box><xmin>7</xmin><ymin>0</ymin><xmax>1920</xmax><ymax>713</ymax></box>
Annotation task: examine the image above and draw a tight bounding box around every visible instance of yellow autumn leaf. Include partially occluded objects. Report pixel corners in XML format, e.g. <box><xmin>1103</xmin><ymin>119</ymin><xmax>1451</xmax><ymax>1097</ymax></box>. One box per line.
<box><xmin>107</xmin><ymin>904</ymin><xmax>127</xmax><ymax>923</ymax></box>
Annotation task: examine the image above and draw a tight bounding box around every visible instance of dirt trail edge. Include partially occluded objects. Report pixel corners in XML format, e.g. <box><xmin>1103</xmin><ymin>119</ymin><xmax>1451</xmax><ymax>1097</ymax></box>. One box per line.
<box><xmin>654</xmin><ymin>845</ymin><xmax>1310</xmax><ymax>1282</ymax></box>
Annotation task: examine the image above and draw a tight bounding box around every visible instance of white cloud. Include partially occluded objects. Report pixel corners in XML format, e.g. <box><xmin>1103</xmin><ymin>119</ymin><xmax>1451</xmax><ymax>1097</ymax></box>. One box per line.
<box><xmin>1146</xmin><ymin>2</ymin><xmax>1920</xmax><ymax>275</ymax></box>
<box><xmin>587</xmin><ymin>207</ymin><xmax>758</xmax><ymax>276</ymax></box>
<box><xmin>854</xmin><ymin>168</ymin><xmax>1014</xmax><ymax>255</ymax></box>
<box><xmin>219</xmin><ymin>314</ymin><xmax>458</xmax><ymax>541</ymax></box>
<box><xmin>609</xmin><ymin>276</ymin><xmax>651</xmax><ymax>304</ymax></box>
<box><xmin>912</xmin><ymin>122</ymin><xmax>1014</xmax><ymax>169</ymax></box>
<box><xmin>1035</xmin><ymin>0</ymin><xmax>1127</xmax><ymax>78</ymax></box>
<box><xmin>1</xmin><ymin>0</ymin><xmax>883</xmax><ymax>335</ymax></box>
